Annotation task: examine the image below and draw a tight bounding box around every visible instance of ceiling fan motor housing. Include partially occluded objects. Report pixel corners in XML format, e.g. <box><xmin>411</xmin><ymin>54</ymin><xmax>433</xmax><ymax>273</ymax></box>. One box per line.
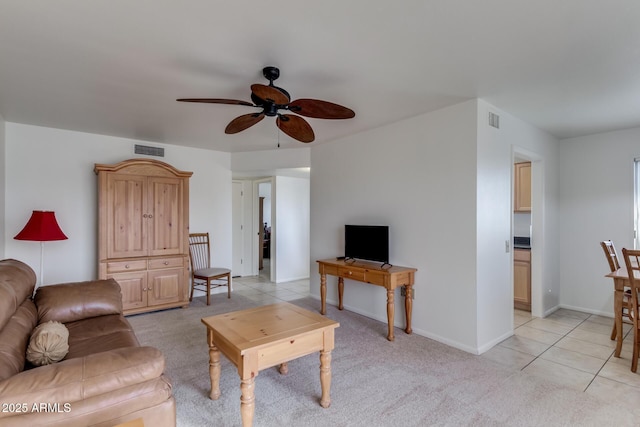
<box><xmin>263</xmin><ymin>66</ymin><xmax>280</xmax><ymax>82</ymax></box>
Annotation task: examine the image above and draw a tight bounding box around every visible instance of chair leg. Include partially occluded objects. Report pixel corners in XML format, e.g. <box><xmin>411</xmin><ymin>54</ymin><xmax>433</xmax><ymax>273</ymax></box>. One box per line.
<box><xmin>633</xmin><ymin>328</ymin><xmax>639</xmax><ymax>373</ymax></box>
<box><xmin>189</xmin><ymin>280</ymin><xmax>194</xmax><ymax>302</ymax></box>
<box><xmin>206</xmin><ymin>279</ymin><xmax>211</xmax><ymax>306</ymax></box>
<box><xmin>611</xmin><ymin>323</ymin><xmax>617</xmax><ymax>340</ymax></box>
<box><xmin>227</xmin><ymin>273</ymin><xmax>231</xmax><ymax>299</ymax></box>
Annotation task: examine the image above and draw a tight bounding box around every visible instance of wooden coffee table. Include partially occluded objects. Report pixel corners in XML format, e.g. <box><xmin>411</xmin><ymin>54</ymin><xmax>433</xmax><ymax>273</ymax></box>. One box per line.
<box><xmin>201</xmin><ymin>302</ymin><xmax>340</xmax><ymax>427</ymax></box>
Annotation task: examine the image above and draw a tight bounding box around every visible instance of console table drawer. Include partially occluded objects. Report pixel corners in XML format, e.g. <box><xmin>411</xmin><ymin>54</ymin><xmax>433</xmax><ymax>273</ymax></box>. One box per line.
<box><xmin>149</xmin><ymin>256</ymin><xmax>183</xmax><ymax>270</ymax></box>
<box><xmin>338</xmin><ymin>267</ymin><xmax>365</xmax><ymax>281</ymax></box>
<box><xmin>107</xmin><ymin>260</ymin><xmax>147</xmax><ymax>273</ymax></box>
<box><xmin>320</xmin><ymin>264</ymin><xmax>338</xmax><ymax>276</ymax></box>
<box><xmin>365</xmin><ymin>270</ymin><xmax>386</xmax><ymax>285</ymax></box>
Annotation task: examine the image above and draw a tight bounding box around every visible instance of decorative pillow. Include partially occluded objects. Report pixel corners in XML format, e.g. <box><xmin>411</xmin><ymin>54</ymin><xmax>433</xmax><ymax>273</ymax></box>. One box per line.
<box><xmin>26</xmin><ymin>321</ymin><xmax>69</xmax><ymax>366</ymax></box>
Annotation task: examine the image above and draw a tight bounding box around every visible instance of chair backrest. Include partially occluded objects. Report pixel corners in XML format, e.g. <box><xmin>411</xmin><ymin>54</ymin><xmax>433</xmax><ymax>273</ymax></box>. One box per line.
<box><xmin>188</xmin><ymin>233</ymin><xmax>210</xmax><ymax>272</ymax></box>
<box><xmin>601</xmin><ymin>240</ymin><xmax>621</xmax><ymax>272</ymax></box>
<box><xmin>622</xmin><ymin>248</ymin><xmax>640</xmax><ymax>312</ymax></box>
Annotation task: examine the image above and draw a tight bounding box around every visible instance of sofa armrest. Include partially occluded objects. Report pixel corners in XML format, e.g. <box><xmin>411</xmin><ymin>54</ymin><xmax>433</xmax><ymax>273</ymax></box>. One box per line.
<box><xmin>0</xmin><ymin>346</ymin><xmax>165</xmax><ymax>409</ymax></box>
<box><xmin>35</xmin><ymin>279</ymin><xmax>123</xmax><ymax>323</ymax></box>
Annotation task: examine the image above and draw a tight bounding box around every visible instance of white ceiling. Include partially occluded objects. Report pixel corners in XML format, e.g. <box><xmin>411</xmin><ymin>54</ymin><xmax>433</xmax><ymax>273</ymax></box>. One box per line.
<box><xmin>1</xmin><ymin>1</ymin><xmax>639</xmax><ymax>152</ymax></box>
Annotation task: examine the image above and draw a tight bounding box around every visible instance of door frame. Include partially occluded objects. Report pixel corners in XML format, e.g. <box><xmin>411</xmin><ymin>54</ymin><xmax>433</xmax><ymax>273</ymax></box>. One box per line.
<box><xmin>512</xmin><ymin>147</ymin><xmax>544</xmax><ymax>319</ymax></box>
<box><xmin>253</xmin><ymin>177</ymin><xmax>275</xmax><ymax>282</ymax></box>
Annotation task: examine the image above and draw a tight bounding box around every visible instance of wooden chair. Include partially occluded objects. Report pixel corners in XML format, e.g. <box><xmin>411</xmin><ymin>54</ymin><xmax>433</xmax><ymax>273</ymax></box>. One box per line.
<box><xmin>601</xmin><ymin>240</ymin><xmax>632</xmax><ymax>343</ymax></box>
<box><xmin>188</xmin><ymin>233</ymin><xmax>231</xmax><ymax>306</ymax></box>
<box><xmin>622</xmin><ymin>248</ymin><xmax>640</xmax><ymax>372</ymax></box>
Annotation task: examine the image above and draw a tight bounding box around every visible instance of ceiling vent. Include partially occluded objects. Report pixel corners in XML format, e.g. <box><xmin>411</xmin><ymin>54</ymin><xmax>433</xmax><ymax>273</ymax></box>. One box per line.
<box><xmin>488</xmin><ymin>112</ymin><xmax>500</xmax><ymax>129</ymax></box>
<box><xmin>134</xmin><ymin>144</ymin><xmax>164</xmax><ymax>157</ymax></box>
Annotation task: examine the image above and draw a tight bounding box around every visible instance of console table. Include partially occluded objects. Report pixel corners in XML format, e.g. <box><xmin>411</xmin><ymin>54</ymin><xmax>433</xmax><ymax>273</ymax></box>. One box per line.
<box><xmin>316</xmin><ymin>258</ymin><xmax>416</xmax><ymax>341</ymax></box>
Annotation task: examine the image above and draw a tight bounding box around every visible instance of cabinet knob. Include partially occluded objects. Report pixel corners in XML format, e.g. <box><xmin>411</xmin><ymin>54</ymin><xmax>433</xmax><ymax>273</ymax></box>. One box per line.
<box><xmin>125</xmin><ymin>264</ymin><xmax>130</xmax><ymax>269</ymax></box>
<box><xmin>348</xmin><ymin>271</ymin><xmax>352</xmax><ymax>275</ymax></box>
<box><xmin>148</xmin><ymin>214</ymin><xmax>153</xmax><ymax>218</ymax></box>
<box><xmin>163</xmin><ymin>261</ymin><xmax>169</xmax><ymax>265</ymax></box>
<box><xmin>143</xmin><ymin>214</ymin><xmax>148</xmax><ymax>218</ymax></box>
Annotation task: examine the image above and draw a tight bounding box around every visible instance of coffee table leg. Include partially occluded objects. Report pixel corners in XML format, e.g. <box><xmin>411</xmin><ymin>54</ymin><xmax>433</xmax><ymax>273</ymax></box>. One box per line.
<box><xmin>278</xmin><ymin>362</ymin><xmax>288</xmax><ymax>375</ymax></box>
<box><xmin>319</xmin><ymin>350</ymin><xmax>332</xmax><ymax>408</ymax></box>
<box><xmin>207</xmin><ymin>330</ymin><xmax>221</xmax><ymax>400</ymax></box>
<box><xmin>240</xmin><ymin>378</ymin><xmax>255</xmax><ymax>427</ymax></box>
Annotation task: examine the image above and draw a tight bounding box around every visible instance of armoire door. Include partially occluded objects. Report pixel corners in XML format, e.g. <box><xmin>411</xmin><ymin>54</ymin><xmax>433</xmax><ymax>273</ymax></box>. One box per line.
<box><xmin>106</xmin><ymin>174</ymin><xmax>148</xmax><ymax>259</ymax></box>
<box><xmin>148</xmin><ymin>176</ymin><xmax>183</xmax><ymax>257</ymax></box>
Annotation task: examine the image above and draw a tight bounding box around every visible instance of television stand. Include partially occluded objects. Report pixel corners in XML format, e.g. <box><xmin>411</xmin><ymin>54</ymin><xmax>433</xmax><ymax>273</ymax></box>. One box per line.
<box><xmin>316</xmin><ymin>258</ymin><xmax>417</xmax><ymax>341</ymax></box>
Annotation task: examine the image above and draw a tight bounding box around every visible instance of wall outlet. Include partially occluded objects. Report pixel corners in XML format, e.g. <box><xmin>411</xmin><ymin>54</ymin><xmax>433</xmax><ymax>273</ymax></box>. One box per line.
<box><xmin>400</xmin><ymin>287</ymin><xmax>415</xmax><ymax>299</ymax></box>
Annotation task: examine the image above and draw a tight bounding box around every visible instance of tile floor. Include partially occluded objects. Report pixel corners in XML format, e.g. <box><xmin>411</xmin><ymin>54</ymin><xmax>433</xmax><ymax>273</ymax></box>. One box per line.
<box><xmin>481</xmin><ymin>307</ymin><xmax>640</xmax><ymax>405</ymax></box>
<box><xmin>229</xmin><ymin>269</ymin><xmax>640</xmax><ymax>406</ymax></box>
<box><xmin>229</xmin><ymin>263</ymin><xmax>310</xmax><ymax>306</ymax></box>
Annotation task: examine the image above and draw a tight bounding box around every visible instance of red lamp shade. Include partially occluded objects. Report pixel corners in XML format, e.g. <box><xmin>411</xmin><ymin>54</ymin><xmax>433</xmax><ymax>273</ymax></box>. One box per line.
<box><xmin>14</xmin><ymin>211</ymin><xmax>68</xmax><ymax>241</ymax></box>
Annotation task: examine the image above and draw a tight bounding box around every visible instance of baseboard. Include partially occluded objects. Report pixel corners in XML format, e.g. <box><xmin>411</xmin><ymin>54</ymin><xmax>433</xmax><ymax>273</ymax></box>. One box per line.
<box><xmin>558</xmin><ymin>303</ymin><xmax>613</xmax><ymax>318</ymax></box>
<box><xmin>314</xmin><ymin>295</ymin><xmax>483</xmax><ymax>355</ymax></box>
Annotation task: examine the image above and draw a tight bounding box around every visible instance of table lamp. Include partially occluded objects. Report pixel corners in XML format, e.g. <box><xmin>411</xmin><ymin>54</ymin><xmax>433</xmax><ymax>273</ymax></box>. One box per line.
<box><xmin>14</xmin><ymin>210</ymin><xmax>68</xmax><ymax>286</ymax></box>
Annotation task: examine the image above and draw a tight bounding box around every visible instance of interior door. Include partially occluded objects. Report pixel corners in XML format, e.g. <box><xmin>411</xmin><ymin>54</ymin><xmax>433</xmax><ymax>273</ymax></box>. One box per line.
<box><xmin>232</xmin><ymin>181</ymin><xmax>244</xmax><ymax>276</ymax></box>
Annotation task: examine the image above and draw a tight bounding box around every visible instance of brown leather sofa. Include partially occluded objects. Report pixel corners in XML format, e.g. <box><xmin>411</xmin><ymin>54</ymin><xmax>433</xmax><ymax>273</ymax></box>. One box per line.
<box><xmin>0</xmin><ymin>259</ymin><xmax>175</xmax><ymax>427</ymax></box>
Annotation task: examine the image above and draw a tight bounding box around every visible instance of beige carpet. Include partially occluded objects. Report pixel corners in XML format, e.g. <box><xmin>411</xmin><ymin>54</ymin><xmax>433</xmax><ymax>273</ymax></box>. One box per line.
<box><xmin>127</xmin><ymin>294</ymin><xmax>637</xmax><ymax>426</ymax></box>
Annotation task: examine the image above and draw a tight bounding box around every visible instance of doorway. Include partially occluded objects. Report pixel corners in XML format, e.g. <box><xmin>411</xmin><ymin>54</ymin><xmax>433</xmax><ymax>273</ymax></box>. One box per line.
<box><xmin>512</xmin><ymin>148</ymin><xmax>544</xmax><ymax>319</ymax></box>
<box><xmin>255</xmin><ymin>179</ymin><xmax>274</xmax><ymax>282</ymax></box>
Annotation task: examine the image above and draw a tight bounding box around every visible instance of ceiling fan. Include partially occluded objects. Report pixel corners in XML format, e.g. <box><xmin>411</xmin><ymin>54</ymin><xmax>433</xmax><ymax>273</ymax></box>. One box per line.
<box><xmin>177</xmin><ymin>66</ymin><xmax>355</xmax><ymax>143</ymax></box>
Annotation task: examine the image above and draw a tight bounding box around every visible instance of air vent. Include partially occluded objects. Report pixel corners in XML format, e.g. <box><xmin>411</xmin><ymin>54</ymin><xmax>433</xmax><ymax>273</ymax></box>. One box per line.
<box><xmin>488</xmin><ymin>112</ymin><xmax>500</xmax><ymax>129</ymax></box>
<box><xmin>134</xmin><ymin>144</ymin><xmax>164</xmax><ymax>157</ymax></box>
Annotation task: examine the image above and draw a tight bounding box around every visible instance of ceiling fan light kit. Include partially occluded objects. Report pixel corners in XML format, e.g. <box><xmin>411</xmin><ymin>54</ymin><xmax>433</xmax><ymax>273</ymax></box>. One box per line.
<box><xmin>177</xmin><ymin>66</ymin><xmax>355</xmax><ymax>143</ymax></box>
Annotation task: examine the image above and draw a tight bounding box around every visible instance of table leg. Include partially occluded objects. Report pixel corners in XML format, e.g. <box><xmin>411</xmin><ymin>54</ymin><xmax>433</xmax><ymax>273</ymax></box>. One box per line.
<box><xmin>320</xmin><ymin>273</ymin><xmax>327</xmax><ymax>315</ymax></box>
<box><xmin>207</xmin><ymin>330</ymin><xmax>221</xmax><ymax>400</ymax></box>
<box><xmin>240</xmin><ymin>377</ymin><xmax>255</xmax><ymax>427</ymax></box>
<box><xmin>319</xmin><ymin>350</ymin><xmax>332</xmax><ymax>408</ymax></box>
<box><xmin>338</xmin><ymin>277</ymin><xmax>344</xmax><ymax>310</ymax></box>
<box><xmin>386</xmin><ymin>288</ymin><xmax>395</xmax><ymax>341</ymax></box>
<box><xmin>404</xmin><ymin>284</ymin><xmax>413</xmax><ymax>335</ymax></box>
<box><xmin>278</xmin><ymin>362</ymin><xmax>288</xmax><ymax>375</ymax></box>
<box><xmin>614</xmin><ymin>287</ymin><xmax>624</xmax><ymax>358</ymax></box>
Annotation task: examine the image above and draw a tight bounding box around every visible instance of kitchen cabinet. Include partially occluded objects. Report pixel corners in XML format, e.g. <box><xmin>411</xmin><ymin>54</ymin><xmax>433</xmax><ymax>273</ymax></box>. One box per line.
<box><xmin>95</xmin><ymin>159</ymin><xmax>193</xmax><ymax>315</ymax></box>
<box><xmin>514</xmin><ymin>248</ymin><xmax>531</xmax><ymax>311</ymax></box>
<box><xmin>514</xmin><ymin>162</ymin><xmax>531</xmax><ymax>212</ymax></box>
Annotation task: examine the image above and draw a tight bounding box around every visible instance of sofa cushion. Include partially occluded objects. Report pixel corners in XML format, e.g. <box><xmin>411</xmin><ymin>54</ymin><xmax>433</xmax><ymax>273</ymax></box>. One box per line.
<box><xmin>0</xmin><ymin>259</ymin><xmax>36</xmax><ymax>332</ymax></box>
<box><xmin>35</xmin><ymin>279</ymin><xmax>123</xmax><ymax>323</ymax></box>
<box><xmin>65</xmin><ymin>314</ymin><xmax>139</xmax><ymax>359</ymax></box>
<box><xmin>0</xmin><ymin>299</ymin><xmax>38</xmax><ymax>381</ymax></box>
<box><xmin>26</xmin><ymin>321</ymin><xmax>70</xmax><ymax>366</ymax></box>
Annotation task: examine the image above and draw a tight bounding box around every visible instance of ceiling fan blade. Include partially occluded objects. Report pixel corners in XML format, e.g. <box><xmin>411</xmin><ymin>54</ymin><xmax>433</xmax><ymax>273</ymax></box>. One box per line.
<box><xmin>177</xmin><ymin>98</ymin><xmax>255</xmax><ymax>106</ymax></box>
<box><xmin>250</xmin><ymin>84</ymin><xmax>290</xmax><ymax>105</ymax></box>
<box><xmin>225</xmin><ymin>113</ymin><xmax>265</xmax><ymax>134</ymax></box>
<box><xmin>288</xmin><ymin>99</ymin><xmax>355</xmax><ymax>119</ymax></box>
<box><xmin>276</xmin><ymin>114</ymin><xmax>315</xmax><ymax>143</ymax></box>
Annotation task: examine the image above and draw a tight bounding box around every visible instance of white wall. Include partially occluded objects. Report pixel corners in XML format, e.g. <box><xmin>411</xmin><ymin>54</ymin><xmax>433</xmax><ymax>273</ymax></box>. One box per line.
<box><xmin>275</xmin><ymin>175</ymin><xmax>310</xmax><ymax>282</ymax></box>
<box><xmin>0</xmin><ymin>114</ymin><xmax>5</xmax><ymax>259</ymax></box>
<box><xmin>311</xmin><ymin>100</ymin><xmax>480</xmax><ymax>352</ymax></box>
<box><xmin>4</xmin><ymin>123</ymin><xmax>232</xmax><ymax>285</ymax></box>
<box><xmin>475</xmin><ymin>100</ymin><xmax>559</xmax><ymax>351</ymax></box>
<box><xmin>310</xmin><ymin>99</ymin><xmax>559</xmax><ymax>354</ymax></box>
<box><xmin>559</xmin><ymin>127</ymin><xmax>639</xmax><ymax>315</ymax></box>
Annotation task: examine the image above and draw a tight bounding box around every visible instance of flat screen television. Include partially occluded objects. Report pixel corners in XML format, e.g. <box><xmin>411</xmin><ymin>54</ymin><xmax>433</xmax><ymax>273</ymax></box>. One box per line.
<box><xmin>344</xmin><ymin>225</ymin><xmax>389</xmax><ymax>265</ymax></box>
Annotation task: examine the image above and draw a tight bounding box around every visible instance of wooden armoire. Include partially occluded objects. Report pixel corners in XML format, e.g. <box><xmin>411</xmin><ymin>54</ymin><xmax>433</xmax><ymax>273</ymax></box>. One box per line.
<box><xmin>94</xmin><ymin>159</ymin><xmax>193</xmax><ymax>315</ymax></box>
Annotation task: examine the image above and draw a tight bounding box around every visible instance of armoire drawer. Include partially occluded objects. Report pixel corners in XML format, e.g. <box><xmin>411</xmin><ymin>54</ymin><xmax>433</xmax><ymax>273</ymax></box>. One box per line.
<box><xmin>106</xmin><ymin>259</ymin><xmax>147</xmax><ymax>273</ymax></box>
<box><xmin>148</xmin><ymin>257</ymin><xmax>184</xmax><ymax>270</ymax></box>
